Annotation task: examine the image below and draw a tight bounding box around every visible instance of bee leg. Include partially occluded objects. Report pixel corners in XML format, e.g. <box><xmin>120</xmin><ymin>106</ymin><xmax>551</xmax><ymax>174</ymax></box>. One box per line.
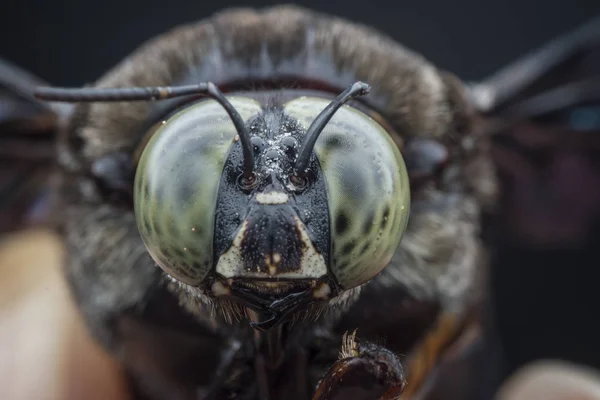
<box><xmin>400</xmin><ymin>312</ymin><xmax>469</xmax><ymax>398</ymax></box>
<box><xmin>312</xmin><ymin>330</ymin><xmax>406</xmax><ymax>400</ymax></box>
<box><xmin>201</xmin><ymin>339</ymin><xmax>248</xmax><ymax>399</ymax></box>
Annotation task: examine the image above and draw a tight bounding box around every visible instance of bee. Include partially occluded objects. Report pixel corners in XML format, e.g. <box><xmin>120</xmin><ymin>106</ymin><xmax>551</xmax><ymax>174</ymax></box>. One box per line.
<box><xmin>1</xmin><ymin>5</ymin><xmax>598</xmax><ymax>399</ymax></box>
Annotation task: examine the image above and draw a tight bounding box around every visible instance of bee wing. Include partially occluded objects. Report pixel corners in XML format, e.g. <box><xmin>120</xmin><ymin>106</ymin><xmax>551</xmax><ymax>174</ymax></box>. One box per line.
<box><xmin>454</xmin><ymin>15</ymin><xmax>600</xmax><ymax>400</ymax></box>
<box><xmin>0</xmin><ymin>58</ymin><xmax>72</xmax><ymax>233</ymax></box>
<box><xmin>408</xmin><ymin>17</ymin><xmax>600</xmax><ymax>400</ymax></box>
<box><xmin>469</xmin><ymin>15</ymin><xmax>600</xmax><ymax>118</ymax></box>
<box><xmin>468</xmin><ymin>16</ymin><xmax>600</xmax><ymax>246</ymax></box>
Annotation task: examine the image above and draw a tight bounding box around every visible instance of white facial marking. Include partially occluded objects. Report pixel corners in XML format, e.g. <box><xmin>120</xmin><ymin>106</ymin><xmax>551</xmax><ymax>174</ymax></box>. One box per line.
<box><xmin>215</xmin><ymin>216</ymin><xmax>327</xmax><ymax>279</ymax></box>
<box><xmin>215</xmin><ymin>221</ymin><xmax>247</xmax><ymax>278</ymax></box>
<box><xmin>293</xmin><ymin>215</ymin><xmax>328</xmax><ymax>278</ymax></box>
<box><xmin>256</xmin><ymin>192</ymin><xmax>289</xmax><ymax>205</ymax></box>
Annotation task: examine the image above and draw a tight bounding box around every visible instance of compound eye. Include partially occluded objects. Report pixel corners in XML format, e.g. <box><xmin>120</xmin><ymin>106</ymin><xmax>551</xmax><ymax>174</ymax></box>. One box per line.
<box><xmin>134</xmin><ymin>97</ymin><xmax>262</xmax><ymax>285</ymax></box>
<box><xmin>284</xmin><ymin>98</ymin><xmax>410</xmax><ymax>290</ymax></box>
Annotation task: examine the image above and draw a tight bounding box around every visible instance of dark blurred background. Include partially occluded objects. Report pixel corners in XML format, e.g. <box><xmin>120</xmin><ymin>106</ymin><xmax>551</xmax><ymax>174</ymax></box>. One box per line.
<box><xmin>2</xmin><ymin>0</ymin><xmax>599</xmax><ymax>84</ymax></box>
<box><xmin>3</xmin><ymin>0</ymin><xmax>600</xmax><ymax>397</ymax></box>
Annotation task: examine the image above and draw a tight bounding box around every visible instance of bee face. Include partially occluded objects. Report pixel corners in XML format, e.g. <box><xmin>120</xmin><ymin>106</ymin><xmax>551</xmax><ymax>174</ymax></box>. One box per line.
<box><xmin>29</xmin><ymin>4</ymin><xmax>499</xmax><ymax>397</ymax></box>
<box><xmin>212</xmin><ymin>111</ymin><xmax>331</xmax><ymax>284</ymax></box>
<box><xmin>134</xmin><ymin>91</ymin><xmax>410</xmax><ymax>323</ymax></box>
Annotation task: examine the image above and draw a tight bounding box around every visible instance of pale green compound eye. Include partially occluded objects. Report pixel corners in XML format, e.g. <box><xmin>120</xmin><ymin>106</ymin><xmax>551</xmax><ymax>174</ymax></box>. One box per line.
<box><xmin>284</xmin><ymin>98</ymin><xmax>410</xmax><ymax>290</ymax></box>
<box><xmin>134</xmin><ymin>97</ymin><xmax>262</xmax><ymax>285</ymax></box>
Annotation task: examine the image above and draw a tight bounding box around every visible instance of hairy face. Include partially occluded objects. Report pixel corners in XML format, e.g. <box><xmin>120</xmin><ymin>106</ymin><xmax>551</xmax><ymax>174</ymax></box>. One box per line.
<box><xmin>55</xmin><ymin>6</ymin><xmax>491</xmax><ymax>339</ymax></box>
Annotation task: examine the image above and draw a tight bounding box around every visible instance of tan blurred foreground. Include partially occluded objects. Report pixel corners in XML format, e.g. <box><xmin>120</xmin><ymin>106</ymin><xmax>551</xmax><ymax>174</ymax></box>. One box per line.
<box><xmin>0</xmin><ymin>228</ymin><xmax>599</xmax><ymax>400</ymax></box>
<box><xmin>0</xmin><ymin>229</ymin><xmax>129</xmax><ymax>400</ymax></box>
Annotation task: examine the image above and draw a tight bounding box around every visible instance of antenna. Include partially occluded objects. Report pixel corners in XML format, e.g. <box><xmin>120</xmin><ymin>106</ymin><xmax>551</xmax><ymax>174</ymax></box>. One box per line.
<box><xmin>34</xmin><ymin>82</ymin><xmax>256</xmax><ymax>177</ymax></box>
<box><xmin>294</xmin><ymin>81</ymin><xmax>371</xmax><ymax>173</ymax></box>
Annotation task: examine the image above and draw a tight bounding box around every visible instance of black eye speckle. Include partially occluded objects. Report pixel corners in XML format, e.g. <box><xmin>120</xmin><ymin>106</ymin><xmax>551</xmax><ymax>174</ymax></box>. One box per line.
<box><xmin>143</xmin><ymin>218</ymin><xmax>152</xmax><ymax>235</ymax></box>
<box><xmin>324</xmin><ymin>134</ymin><xmax>345</xmax><ymax>150</ymax></box>
<box><xmin>359</xmin><ymin>242</ymin><xmax>370</xmax><ymax>256</ymax></box>
<box><xmin>337</xmin><ymin>261</ymin><xmax>349</xmax><ymax>271</ymax></box>
<box><xmin>187</xmin><ymin>248</ymin><xmax>202</xmax><ymax>258</ymax></box>
<box><xmin>335</xmin><ymin>212</ymin><xmax>349</xmax><ymax>235</ymax></box>
<box><xmin>382</xmin><ymin>205</ymin><xmax>390</xmax><ymax>229</ymax></box>
<box><xmin>192</xmin><ymin>261</ymin><xmax>203</xmax><ymax>270</ymax></box>
<box><xmin>135</xmin><ymin>174</ymin><xmax>143</xmax><ymax>194</ymax></box>
<box><xmin>340</xmin><ymin>163</ymin><xmax>367</xmax><ymax>204</ymax></box>
<box><xmin>341</xmin><ymin>240</ymin><xmax>355</xmax><ymax>256</ymax></box>
<box><xmin>362</xmin><ymin>210</ymin><xmax>375</xmax><ymax>235</ymax></box>
<box><xmin>153</xmin><ymin>222</ymin><xmax>162</xmax><ymax>236</ymax></box>
<box><xmin>171</xmin><ymin>247</ymin><xmax>185</xmax><ymax>258</ymax></box>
